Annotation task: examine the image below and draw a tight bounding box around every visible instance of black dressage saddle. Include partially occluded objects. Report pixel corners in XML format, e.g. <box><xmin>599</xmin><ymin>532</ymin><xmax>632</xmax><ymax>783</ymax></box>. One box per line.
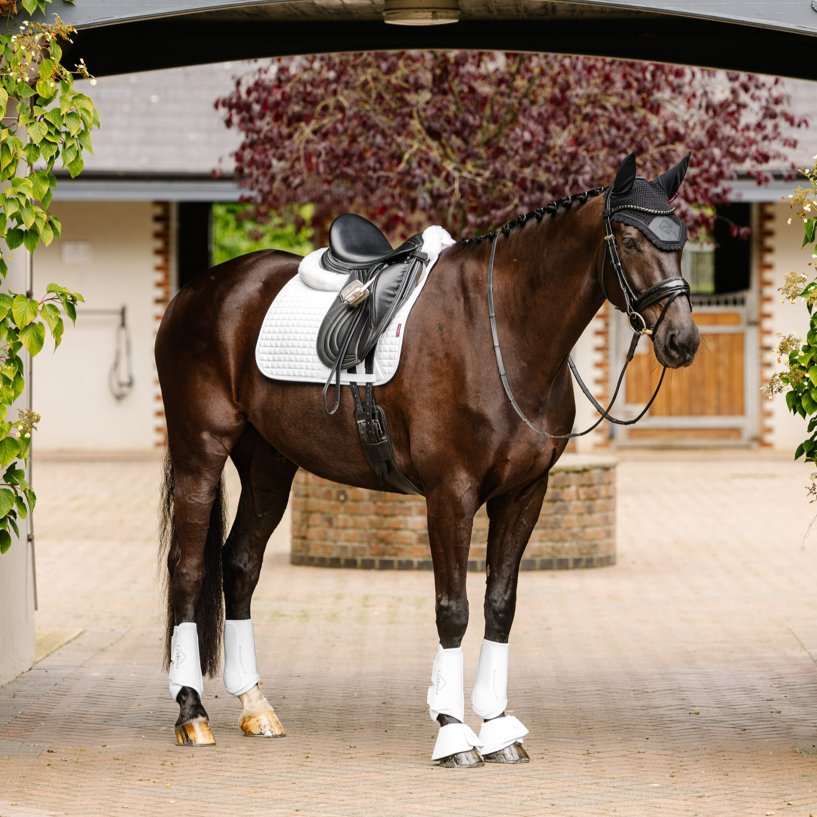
<box><xmin>317</xmin><ymin>214</ymin><xmax>428</xmax><ymax>375</ymax></box>
<box><xmin>316</xmin><ymin>214</ymin><xmax>427</xmax><ymax>496</ymax></box>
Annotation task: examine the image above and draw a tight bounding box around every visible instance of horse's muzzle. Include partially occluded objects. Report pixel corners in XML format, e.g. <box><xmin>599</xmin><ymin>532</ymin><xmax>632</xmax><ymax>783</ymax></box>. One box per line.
<box><xmin>656</xmin><ymin>321</ymin><xmax>700</xmax><ymax>369</ymax></box>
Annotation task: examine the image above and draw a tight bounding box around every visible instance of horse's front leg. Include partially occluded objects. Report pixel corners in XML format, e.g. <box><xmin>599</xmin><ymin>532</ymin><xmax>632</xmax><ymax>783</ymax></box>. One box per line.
<box><xmin>222</xmin><ymin>424</ymin><xmax>298</xmax><ymax>737</ymax></box>
<box><xmin>472</xmin><ymin>474</ymin><xmax>550</xmax><ymax>764</ymax></box>
<box><xmin>425</xmin><ymin>480</ymin><xmax>484</xmax><ymax>767</ymax></box>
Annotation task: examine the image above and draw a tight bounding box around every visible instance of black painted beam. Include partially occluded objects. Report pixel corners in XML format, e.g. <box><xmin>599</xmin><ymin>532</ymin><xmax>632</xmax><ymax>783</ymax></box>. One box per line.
<box><xmin>63</xmin><ymin>16</ymin><xmax>817</xmax><ymax>80</ymax></box>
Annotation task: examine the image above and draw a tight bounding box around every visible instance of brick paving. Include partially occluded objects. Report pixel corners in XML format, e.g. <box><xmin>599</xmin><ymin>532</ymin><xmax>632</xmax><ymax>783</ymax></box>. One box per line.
<box><xmin>2</xmin><ymin>451</ymin><xmax>817</xmax><ymax>815</ymax></box>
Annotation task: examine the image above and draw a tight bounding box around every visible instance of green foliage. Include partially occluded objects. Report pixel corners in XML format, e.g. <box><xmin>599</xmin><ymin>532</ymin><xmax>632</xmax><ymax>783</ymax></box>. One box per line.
<box><xmin>211</xmin><ymin>203</ymin><xmax>314</xmax><ymax>266</ymax></box>
<box><xmin>0</xmin><ymin>14</ymin><xmax>94</xmax><ymax>553</ymax></box>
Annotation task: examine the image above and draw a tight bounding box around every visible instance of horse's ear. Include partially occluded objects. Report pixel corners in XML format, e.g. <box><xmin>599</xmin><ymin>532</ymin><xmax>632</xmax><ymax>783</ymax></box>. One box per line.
<box><xmin>655</xmin><ymin>152</ymin><xmax>692</xmax><ymax>199</ymax></box>
<box><xmin>612</xmin><ymin>152</ymin><xmax>637</xmax><ymax>197</ymax></box>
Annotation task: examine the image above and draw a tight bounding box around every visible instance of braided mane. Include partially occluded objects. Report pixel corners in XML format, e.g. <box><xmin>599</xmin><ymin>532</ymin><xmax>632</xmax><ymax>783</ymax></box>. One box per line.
<box><xmin>459</xmin><ymin>187</ymin><xmax>605</xmax><ymax>245</ymax></box>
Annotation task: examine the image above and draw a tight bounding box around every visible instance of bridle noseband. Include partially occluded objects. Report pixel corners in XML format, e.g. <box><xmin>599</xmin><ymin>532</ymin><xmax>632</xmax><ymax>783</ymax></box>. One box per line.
<box><xmin>487</xmin><ymin>187</ymin><xmax>692</xmax><ymax>440</ymax></box>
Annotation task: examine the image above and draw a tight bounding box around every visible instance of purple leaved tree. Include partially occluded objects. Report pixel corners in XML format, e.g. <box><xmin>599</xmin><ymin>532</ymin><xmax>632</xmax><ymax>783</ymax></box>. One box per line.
<box><xmin>216</xmin><ymin>51</ymin><xmax>805</xmax><ymax>240</ymax></box>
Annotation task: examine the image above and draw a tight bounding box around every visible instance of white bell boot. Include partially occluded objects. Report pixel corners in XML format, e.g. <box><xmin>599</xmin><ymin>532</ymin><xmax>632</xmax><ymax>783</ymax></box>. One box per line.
<box><xmin>478</xmin><ymin>715</ymin><xmax>529</xmax><ymax>756</ymax></box>
<box><xmin>168</xmin><ymin>622</ymin><xmax>203</xmax><ymax>701</ymax></box>
<box><xmin>471</xmin><ymin>639</ymin><xmax>529</xmax><ymax>755</ymax></box>
<box><xmin>223</xmin><ymin>619</ymin><xmax>261</xmax><ymax>697</ymax></box>
<box><xmin>427</xmin><ymin>644</ymin><xmax>482</xmax><ymax>759</ymax></box>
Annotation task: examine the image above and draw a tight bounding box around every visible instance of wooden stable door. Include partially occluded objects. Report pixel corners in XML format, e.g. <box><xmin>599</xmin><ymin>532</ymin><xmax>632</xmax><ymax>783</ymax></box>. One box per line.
<box><xmin>615</xmin><ymin>295</ymin><xmax>756</xmax><ymax>446</ymax></box>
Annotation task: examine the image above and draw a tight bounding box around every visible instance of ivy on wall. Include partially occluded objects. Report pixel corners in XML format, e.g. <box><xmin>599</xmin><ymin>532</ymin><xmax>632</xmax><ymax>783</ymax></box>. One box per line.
<box><xmin>0</xmin><ymin>7</ymin><xmax>97</xmax><ymax>553</ymax></box>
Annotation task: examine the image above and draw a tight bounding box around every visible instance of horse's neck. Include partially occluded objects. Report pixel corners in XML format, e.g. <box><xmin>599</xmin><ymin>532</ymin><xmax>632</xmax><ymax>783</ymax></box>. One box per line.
<box><xmin>494</xmin><ymin>210</ymin><xmax>605</xmax><ymax>396</ymax></box>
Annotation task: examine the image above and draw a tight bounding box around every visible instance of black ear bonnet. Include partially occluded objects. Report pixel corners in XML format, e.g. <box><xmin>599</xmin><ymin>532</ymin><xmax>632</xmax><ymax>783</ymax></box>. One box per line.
<box><xmin>606</xmin><ymin>152</ymin><xmax>691</xmax><ymax>252</ymax></box>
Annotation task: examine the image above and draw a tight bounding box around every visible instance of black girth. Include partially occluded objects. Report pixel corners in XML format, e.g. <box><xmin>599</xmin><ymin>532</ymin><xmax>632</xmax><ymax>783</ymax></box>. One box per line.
<box><xmin>487</xmin><ymin>187</ymin><xmax>692</xmax><ymax>439</ymax></box>
<box><xmin>348</xmin><ymin>351</ymin><xmax>423</xmax><ymax>495</ymax></box>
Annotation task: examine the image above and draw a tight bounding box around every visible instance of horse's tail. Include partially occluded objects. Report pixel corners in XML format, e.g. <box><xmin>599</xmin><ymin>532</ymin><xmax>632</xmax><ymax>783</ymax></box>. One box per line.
<box><xmin>159</xmin><ymin>449</ymin><xmax>227</xmax><ymax>677</ymax></box>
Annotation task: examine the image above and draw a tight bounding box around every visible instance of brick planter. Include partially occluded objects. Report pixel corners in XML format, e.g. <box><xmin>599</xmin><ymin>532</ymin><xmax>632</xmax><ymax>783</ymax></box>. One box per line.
<box><xmin>290</xmin><ymin>454</ymin><xmax>616</xmax><ymax>571</ymax></box>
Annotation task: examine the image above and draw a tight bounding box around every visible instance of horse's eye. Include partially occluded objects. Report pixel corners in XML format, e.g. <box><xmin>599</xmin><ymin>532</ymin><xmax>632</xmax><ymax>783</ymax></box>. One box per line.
<box><xmin>622</xmin><ymin>237</ymin><xmax>637</xmax><ymax>251</ymax></box>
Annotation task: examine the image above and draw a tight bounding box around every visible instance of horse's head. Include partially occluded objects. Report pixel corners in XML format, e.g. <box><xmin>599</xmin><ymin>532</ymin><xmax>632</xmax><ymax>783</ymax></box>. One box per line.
<box><xmin>604</xmin><ymin>152</ymin><xmax>700</xmax><ymax>369</ymax></box>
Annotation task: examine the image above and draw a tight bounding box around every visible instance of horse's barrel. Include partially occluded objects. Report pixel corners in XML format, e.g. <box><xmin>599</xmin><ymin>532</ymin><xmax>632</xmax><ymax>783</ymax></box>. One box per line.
<box><xmin>290</xmin><ymin>454</ymin><xmax>617</xmax><ymax>571</ymax></box>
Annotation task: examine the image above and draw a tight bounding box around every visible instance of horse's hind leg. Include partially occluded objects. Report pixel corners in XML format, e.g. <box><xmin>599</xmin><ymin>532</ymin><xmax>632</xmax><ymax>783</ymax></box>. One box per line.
<box><xmin>221</xmin><ymin>423</ymin><xmax>298</xmax><ymax>737</ymax></box>
<box><xmin>425</xmin><ymin>481</ymin><xmax>484</xmax><ymax>767</ymax></box>
<box><xmin>162</xmin><ymin>405</ymin><xmax>245</xmax><ymax>747</ymax></box>
<box><xmin>472</xmin><ymin>475</ymin><xmax>549</xmax><ymax>764</ymax></box>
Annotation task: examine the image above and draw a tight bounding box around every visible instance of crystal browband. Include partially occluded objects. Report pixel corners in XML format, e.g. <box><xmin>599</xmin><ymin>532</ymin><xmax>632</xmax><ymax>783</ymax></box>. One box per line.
<box><xmin>606</xmin><ymin>204</ymin><xmax>676</xmax><ymax>216</ymax></box>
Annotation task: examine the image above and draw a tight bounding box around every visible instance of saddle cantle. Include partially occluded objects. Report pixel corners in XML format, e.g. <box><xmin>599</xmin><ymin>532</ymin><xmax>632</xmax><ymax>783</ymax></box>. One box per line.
<box><xmin>316</xmin><ymin>213</ymin><xmax>428</xmax><ymax>496</ymax></box>
<box><xmin>327</xmin><ymin>213</ymin><xmax>393</xmax><ymax>266</ymax></box>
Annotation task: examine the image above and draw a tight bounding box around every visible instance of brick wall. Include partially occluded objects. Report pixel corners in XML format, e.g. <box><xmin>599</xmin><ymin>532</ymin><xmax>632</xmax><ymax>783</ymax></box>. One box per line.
<box><xmin>153</xmin><ymin>201</ymin><xmax>171</xmax><ymax>446</ymax></box>
<box><xmin>291</xmin><ymin>455</ymin><xmax>616</xmax><ymax>571</ymax></box>
<box><xmin>758</xmin><ymin>202</ymin><xmax>775</xmax><ymax>448</ymax></box>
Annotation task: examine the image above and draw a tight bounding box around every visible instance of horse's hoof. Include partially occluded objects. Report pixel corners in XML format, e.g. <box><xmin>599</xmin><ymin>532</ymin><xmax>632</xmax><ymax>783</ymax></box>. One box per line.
<box><xmin>437</xmin><ymin>748</ymin><xmax>484</xmax><ymax>768</ymax></box>
<box><xmin>175</xmin><ymin>721</ymin><xmax>216</xmax><ymax>746</ymax></box>
<box><xmin>240</xmin><ymin>710</ymin><xmax>286</xmax><ymax>738</ymax></box>
<box><xmin>482</xmin><ymin>742</ymin><xmax>529</xmax><ymax>764</ymax></box>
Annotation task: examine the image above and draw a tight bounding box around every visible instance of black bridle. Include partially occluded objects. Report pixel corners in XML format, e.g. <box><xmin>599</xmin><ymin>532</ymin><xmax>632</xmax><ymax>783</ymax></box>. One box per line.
<box><xmin>487</xmin><ymin>187</ymin><xmax>692</xmax><ymax>440</ymax></box>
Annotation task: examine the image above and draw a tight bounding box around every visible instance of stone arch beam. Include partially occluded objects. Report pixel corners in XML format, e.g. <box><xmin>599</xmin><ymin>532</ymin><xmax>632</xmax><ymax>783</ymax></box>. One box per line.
<box><xmin>13</xmin><ymin>0</ymin><xmax>817</xmax><ymax>35</ymax></box>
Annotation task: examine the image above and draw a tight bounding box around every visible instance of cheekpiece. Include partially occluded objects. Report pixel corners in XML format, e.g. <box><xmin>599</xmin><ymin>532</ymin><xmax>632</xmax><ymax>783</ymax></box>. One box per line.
<box><xmin>608</xmin><ymin>178</ymin><xmax>688</xmax><ymax>252</ymax></box>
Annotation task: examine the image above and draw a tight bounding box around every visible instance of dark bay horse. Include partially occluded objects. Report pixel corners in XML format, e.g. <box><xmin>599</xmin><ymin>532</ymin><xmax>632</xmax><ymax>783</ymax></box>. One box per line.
<box><xmin>155</xmin><ymin>152</ymin><xmax>699</xmax><ymax>765</ymax></box>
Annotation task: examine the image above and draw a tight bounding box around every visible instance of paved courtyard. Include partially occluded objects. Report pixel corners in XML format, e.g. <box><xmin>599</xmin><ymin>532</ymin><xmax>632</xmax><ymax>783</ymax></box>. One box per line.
<box><xmin>2</xmin><ymin>451</ymin><xmax>817</xmax><ymax>816</ymax></box>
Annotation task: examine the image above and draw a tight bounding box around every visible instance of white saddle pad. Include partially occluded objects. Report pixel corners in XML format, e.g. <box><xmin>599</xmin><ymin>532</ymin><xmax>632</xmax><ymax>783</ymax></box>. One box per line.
<box><xmin>255</xmin><ymin>226</ymin><xmax>454</xmax><ymax>385</ymax></box>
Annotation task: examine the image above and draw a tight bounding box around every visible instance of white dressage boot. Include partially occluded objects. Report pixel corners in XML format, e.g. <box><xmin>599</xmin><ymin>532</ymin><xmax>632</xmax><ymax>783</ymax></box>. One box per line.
<box><xmin>169</xmin><ymin>622</ymin><xmax>215</xmax><ymax>745</ymax></box>
<box><xmin>427</xmin><ymin>644</ymin><xmax>482</xmax><ymax>765</ymax></box>
<box><xmin>223</xmin><ymin>619</ymin><xmax>285</xmax><ymax>738</ymax></box>
<box><xmin>471</xmin><ymin>639</ymin><xmax>529</xmax><ymax>762</ymax></box>
<box><xmin>169</xmin><ymin>622</ymin><xmax>204</xmax><ymax>701</ymax></box>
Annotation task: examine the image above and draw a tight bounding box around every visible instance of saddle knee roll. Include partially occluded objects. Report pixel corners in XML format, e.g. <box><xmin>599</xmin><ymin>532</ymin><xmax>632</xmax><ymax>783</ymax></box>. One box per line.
<box><xmin>169</xmin><ymin>622</ymin><xmax>204</xmax><ymax>701</ymax></box>
<box><xmin>427</xmin><ymin>644</ymin><xmax>466</xmax><ymax>723</ymax></box>
<box><xmin>471</xmin><ymin>639</ymin><xmax>509</xmax><ymax>720</ymax></box>
<box><xmin>223</xmin><ymin>619</ymin><xmax>261</xmax><ymax>697</ymax></box>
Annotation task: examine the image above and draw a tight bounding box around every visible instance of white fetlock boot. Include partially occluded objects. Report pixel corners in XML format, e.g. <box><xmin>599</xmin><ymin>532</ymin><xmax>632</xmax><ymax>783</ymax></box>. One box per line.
<box><xmin>471</xmin><ymin>639</ymin><xmax>529</xmax><ymax>761</ymax></box>
<box><xmin>427</xmin><ymin>645</ymin><xmax>482</xmax><ymax>763</ymax></box>
<box><xmin>223</xmin><ymin>619</ymin><xmax>285</xmax><ymax>738</ymax></box>
<box><xmin>169</xmin><ymin>622</ymin><xmax>214</xmax><ymax>745</ymax></box>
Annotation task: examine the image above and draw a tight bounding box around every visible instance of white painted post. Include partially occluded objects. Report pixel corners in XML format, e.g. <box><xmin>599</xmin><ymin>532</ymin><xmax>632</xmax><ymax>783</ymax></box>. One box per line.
<box><xmin>0</xmin><ymin>244</ymin><xmax>34</xmax><ymax>687</ymax></box>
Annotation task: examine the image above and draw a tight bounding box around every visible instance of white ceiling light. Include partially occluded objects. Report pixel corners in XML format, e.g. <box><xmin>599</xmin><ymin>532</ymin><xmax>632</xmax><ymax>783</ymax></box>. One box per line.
<box><xmin>383</xmin><ymin>0</ymin><xmax>460</xmax><ymax>25</ymax></box>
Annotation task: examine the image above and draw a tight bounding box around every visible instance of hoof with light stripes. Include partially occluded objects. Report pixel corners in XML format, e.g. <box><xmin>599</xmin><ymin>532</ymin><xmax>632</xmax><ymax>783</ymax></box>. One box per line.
<box><xmin>240</xmin><ymin>710</ymin><xmax>286</xmax><ymax>738</ymax></box>
<box><xmin>175</xmin><ymin>721</ymin><xmax>216</xmax><ymax>746</ymax></box>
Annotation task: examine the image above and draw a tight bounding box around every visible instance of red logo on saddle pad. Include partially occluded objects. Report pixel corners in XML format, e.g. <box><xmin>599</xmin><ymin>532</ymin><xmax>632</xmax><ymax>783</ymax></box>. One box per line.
<box><xmin>396</xmin><ymin>323</ymin><xmax>402</xmax><ymax>338</ymax></box>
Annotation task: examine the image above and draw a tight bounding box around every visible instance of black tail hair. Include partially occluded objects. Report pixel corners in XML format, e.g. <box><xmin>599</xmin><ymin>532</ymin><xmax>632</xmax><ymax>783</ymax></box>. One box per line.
<box><xmin>159</xmin><ymin>449</ymin><xmax>227</xmax><ymax>677</ymax></box>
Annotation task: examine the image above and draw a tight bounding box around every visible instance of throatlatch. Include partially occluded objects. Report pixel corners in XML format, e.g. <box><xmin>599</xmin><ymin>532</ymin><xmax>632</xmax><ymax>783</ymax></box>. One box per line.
<box><xmin>471</xmin><ymin>640</ymin><xmax>529</xmax><ymax>755</ymax></box>
<box><xmin>168</xmin><ymin>622</ymin><xmax>203</xmax><ymax>701</ymax></box>
<box><xmin>223</xmin><ymin>619</ymin><xmax>261</xmax><ymax>697</ymax></box>
<box><xmin>427</xmin><ymin>645</ymin><xmax>482</xmax><ymax>760</ymax></box>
